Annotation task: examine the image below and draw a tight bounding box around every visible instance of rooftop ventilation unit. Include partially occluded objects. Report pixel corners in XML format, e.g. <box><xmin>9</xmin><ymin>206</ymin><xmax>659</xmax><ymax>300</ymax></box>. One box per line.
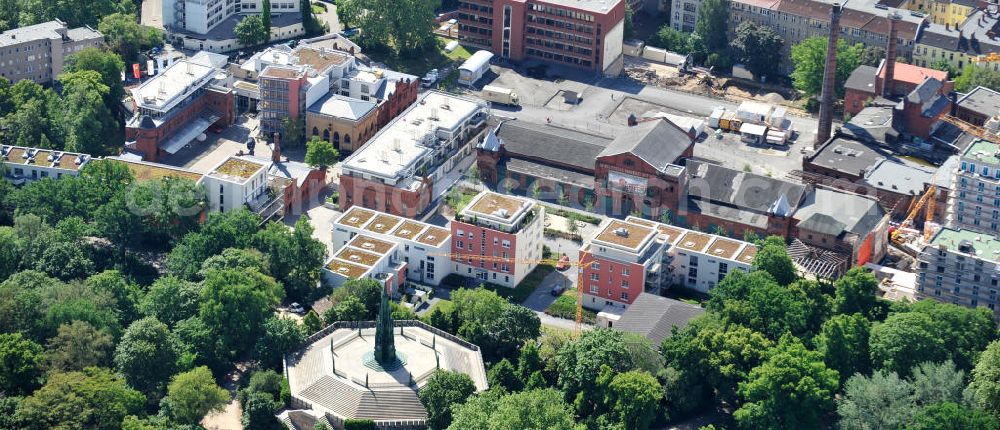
<box><xmin>614</xmin><ymin>227</ymin><xmax>629</xmax><ymax>237</ymax></box>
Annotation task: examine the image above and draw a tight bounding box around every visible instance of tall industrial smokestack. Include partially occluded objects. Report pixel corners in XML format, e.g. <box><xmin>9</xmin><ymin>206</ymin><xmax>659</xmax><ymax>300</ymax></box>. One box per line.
<box><xmin>815</xmin><ymin>3</ymin><xmax>843</xmax><ymax>148</ymax></box>
<box><xmin>883</xmin><ymin>12</ymin><xmax>901</xmax><ymax>98</ymax></box>
<box><xmin>272</xmin><ymin>132</ymin><xmax>282</xmax><ymax>164</ymax></box>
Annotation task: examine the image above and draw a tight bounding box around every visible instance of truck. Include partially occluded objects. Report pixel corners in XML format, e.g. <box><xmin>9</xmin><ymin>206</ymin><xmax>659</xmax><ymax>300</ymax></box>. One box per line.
<box><xmin>481</xmin><ymin>85</ymin><xmax>519</xmax><ymax>106</ymax></box>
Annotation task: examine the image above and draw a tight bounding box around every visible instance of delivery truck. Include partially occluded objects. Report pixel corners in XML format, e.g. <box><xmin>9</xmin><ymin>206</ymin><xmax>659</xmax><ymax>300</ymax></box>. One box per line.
<box><xmin>481</xmin><ymin>85</ymin><xmax>519</xmax><ymax>106</ymax></box>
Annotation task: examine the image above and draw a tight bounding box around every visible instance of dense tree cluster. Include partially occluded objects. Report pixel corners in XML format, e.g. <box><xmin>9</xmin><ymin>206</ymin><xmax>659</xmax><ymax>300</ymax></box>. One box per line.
<box><xmin>338</xmin><ymin>0</ymin><xmax>439</xmax><ymax>55</ymax></box>
<box><xmin>0</xmin><ymin>159</ymin><xmax>327</xmax><ymax>429</ymax></box>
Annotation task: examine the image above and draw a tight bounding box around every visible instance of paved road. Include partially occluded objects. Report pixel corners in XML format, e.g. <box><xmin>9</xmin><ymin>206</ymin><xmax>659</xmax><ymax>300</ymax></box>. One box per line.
<box><xmin>314</xmin><ymin>1</ymin><xmax>342</xmax><ymax>34</ymax></box>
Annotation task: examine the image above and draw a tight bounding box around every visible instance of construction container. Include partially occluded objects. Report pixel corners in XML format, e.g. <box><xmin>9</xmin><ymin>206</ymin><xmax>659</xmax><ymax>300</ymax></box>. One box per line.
<box><xmin>708</xmin><ymin>107</ymin><xmax>725</xmax><ymax>128</ymax></box>
<box><xmin>736</xmin><ymin>101</ymin><xmax>773</xmax><ymax>124</ymax></box>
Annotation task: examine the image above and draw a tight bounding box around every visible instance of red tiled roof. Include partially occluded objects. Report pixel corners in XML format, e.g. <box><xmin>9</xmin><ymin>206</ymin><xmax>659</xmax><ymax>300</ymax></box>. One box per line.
<box><xmin>878</xmin><ymin>61</ymin><xmax>948</xmax><ymax>85</ymax></box>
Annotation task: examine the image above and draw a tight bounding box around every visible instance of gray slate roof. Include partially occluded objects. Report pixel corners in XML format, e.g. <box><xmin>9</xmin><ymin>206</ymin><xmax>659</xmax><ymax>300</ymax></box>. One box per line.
<box><xmin>809</xmin><ymin>137</ymin><xmax>890</xmax><ymax>177</ymax></box>
<box><xmin>864</xmin><ymin>158</ymin><xmax>935</xmax><ymax>196</ymax></box>
<box><xmin>845</xmin><ymin>65</ymin><xmax>878</xmax><ymax>93</ymax></box>
<box><xmin>686</xmin><ymin>160</ymin><xmax>806</xmax><ymax>216</ymax></box>
<box><xmin>957</xmin><ymin>86</ymin><xmax>1000</xmax><ymax>115</ymax></box>
<box><xmin>299</xmin><ymin>376</ymin><xmax>428</xmax><ymax>422</ymax></box>
<box><xmin>907</xmin><ymin>78</ymin><xmax>942</xmax><ymax>105</ymax></box>
<box><xmin>307</xmin><ymin>93</ymin><xmax>377</xmax><ymax>120</ymax></box>
<box><xmin>793</xmin><ymin>188</ymin><xmax>885</xmax><ymax>237</ymax></box>
<box><xmin>843</xmin><ymin>106</ymin><xmax>898</xmax><ymax>144</ymax></box>
<box><xmin>598</xmin><ymin>119</ymin><xmax>691</xmax><ymax>173</ymax></box>
<box><xmin>493</xmin><ymin>120</ymin><xmax>610</xmax><ymax>172</ymax></box>
<box><xmin>614</xmin><ymin>293</ymin><xmax>704</xmax><ymax>345</ymax></box>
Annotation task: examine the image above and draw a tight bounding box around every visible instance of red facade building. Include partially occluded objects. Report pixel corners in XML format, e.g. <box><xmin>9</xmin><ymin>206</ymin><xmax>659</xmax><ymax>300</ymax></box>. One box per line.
<box><xmin>457</xmin><ymin>0</ymin><xmax>627</xmax><ymax>74</ymax></box>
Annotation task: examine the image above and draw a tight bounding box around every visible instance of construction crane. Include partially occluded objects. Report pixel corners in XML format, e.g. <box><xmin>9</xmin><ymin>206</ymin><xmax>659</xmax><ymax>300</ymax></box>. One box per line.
<box><xmin>891</xmin><ymin>176</ymin><xmax>938</xmax><ymax>247</ymax></box>
<box><xmin>428</xmin><ymin>252</ymin><xmax>589</xmax><ymax>336</ymax></box>
<box><xmin>941</xmin><ymin>115</ymin><xmax>1000</xmax><ymax>144</ymax></box>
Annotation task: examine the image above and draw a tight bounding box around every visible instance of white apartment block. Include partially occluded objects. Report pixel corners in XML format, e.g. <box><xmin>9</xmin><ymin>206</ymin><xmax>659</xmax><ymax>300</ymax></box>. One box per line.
<box><xmin>916</xmin><ymin>227</ymin><xmax>1000</xmax><ymax>319</ymax></box>
<box><xmin>1</xmin><ymin>146</ymin><xmax>91</xmax><ymax>183</ymax></box>
<box><xmin>164</xmin><ymin>0</ymin><xmax>300</xmax><ymax>35</ymax></box>
<box><xmin>331</xmin><ymin>206</ymin><xmax>453</xmax><ymax>286</ymax></box>
<box><xmin>948</xmin><ymin>139</ymin><xmax>1000</xmax><ymax>234</ymax></box>
<box><xmin>625</xmin><ymin>216</ymin><xmax>757</xmax><ymax>294</ymax></box>
<box><xmin>0</xmin><ymin>20</ymin><xmax>102</xmax><ymax>84</ymax></box>
<box><xmin>201</xmin><ymin>156</ymin><xmax>272</xmax><ymax>213</ymax></box>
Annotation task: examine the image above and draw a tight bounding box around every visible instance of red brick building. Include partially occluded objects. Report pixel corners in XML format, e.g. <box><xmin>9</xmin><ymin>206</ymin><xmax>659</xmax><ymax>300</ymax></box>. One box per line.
<box><xmin>457</xmin><ymin>0</ymin><xmax>627</xmax><ymax>75</ymax></box>
<box><xmin>594</xmin><ymin>119</ymin><xmax>693</xmax><ymax>218</ymax></box>
<box><xmin>125</xmin><ymin>57</ymin><xmax>236</xmax><ymax>162</ymax></box>
<box><xmin>844</xmin><ymin>60</ymin><xmax>951</xmax><ymax>117</ymax></box>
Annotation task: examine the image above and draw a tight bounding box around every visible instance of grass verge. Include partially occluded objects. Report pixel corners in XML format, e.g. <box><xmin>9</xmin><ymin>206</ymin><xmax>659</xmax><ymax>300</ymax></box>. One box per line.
<box><xmin>544</xmin><ymin>290</ymin><xmax>597</xmax><ymax>324</ymax></box>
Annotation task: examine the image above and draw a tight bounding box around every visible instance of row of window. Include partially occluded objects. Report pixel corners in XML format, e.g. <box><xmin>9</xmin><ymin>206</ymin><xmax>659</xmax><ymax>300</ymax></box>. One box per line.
<box><xmin>588</xmin><ymin>284</ymin><xmax>630</xmax><ymax>302</ymax></box>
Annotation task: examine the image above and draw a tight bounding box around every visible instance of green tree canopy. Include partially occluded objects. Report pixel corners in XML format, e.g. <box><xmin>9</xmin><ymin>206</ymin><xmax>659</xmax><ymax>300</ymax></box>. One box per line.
<box><xmin>751</xmin><ymin>236</ymin><xmax>797</xmax><ymax>285</ymax></box>
<box><xmin>969</xmin><ymin>340</ymin><xmax>1000</xmax><ymax>416</ymax></box>
<box><xmin>869</xmin><ymin>312</ymin><xmax>947</xmax><ymax>377</ymax></box>
<box><xmin>734</xmin><ymin>336</ymin><xmax>839</xmax><ymax>430</ymax></box>
<box><xmin>44</xmin><ymin>321</ymin><xmax>115</xmax><ymax>373</ymax></box>
<box><xmin>707</xmin><ymin>270</ymin><xmax>809</xmax><ymax>340</ymax></box>
<box><xmin>816</xmin><ymin>313</ymin><xmax>872</xmax><ymax>384</ymax></box>
<box><xmin>651</xmin><ymin>26</ymin><xmax>690</xmax><ymax>54</ymax></box>
<box><xmin>234</xmin><ymin>14</ymin><xmax>268</xmax><ymax>46</ymax></box>
<box><xmin>833</xmin><ymin>267</ymin><xmax>881</xmax><ymax>319</ymax></box>
<box><xmin>59</xmin><ymin>70</ymin><xmax>119</xmax><ymax>156</ymax></box>
<box><xmin>0</xmin><ymin>333</ymin><xmax>43</xmax><ymax>395</ymax></box>
<box><xmin>555</xmin><ymin>328</ymin><xmax>635</xmax><ymax>413</ymax></box>
<box><xmin>601</xmin><ymin>369</ymin><xmax>662</xmax><ymax>430</ymax></box>
<box><xmin>730</xmin><ymin>21</ymin><xmax>784</xmax><ymax>79</ymax></box>
<box><xmin>954</xmin><ymin>65</ymin><xmax>1000</xmax><ymax>93</ymax></box>
<box><xmin>139</xmin><ymin>276</ymin><xmax>203</xmax><ymax>327</ymax></box>
<box><xmin>419</xmin><ymin>370</ymin><xmax>476</xmax><ymax>430</ymax></box>
<box><xmin>791</xmin><ymin>37</ymin><xmax>864</xmax><ymax>97</ymax></box>
<box><xmin>338</xmin><ymin>0</ymin><xmax>438</xmax><ymax>55</ymax></box>
<box><xmin>836</xmin><ymin>370</ymin><xmax>917</xmax><ymax>430</ymax></box>
<box><xmin>161</xmin><ymin>366</ymin><xmax>230</xmax><ymax>425</ymax></box>
<box><xmin>487</xmin><ymin>358</ymin><xmax>522</xmax><ymax>392</ymax></box>
<box><xmin>906</xmin><ymin>402</ymin><xmax>1000</xmax><ymax>430</ymax></box>
<box><xmin>114</xmin><ymin>317</ymin><xmax>184</xmax><ymax>400</ymax></box>
<box><xmin>908</xmin><ymin>300</ymin><xmax>997</xmax><ymax>371</ymax></box>
<box><xmin>448</xmin><ymin>388</ymin><xmax>577</xmax><ymax>430</ymax></box>
<box><xmin>16</xmin><ymin>367</ymin><xmax>144</xmax><ymax>430</ymax></box>
<box><xmin>691</xmin><ymin>0</ymin><xmax>728</xmax><ymax>58</ymax></box>
<box><xmin>199</xmin><ymin>268</ymin><xmax>284</xmax><ymax>356</ymax></box>
<box><xmin>64</xmin><ymin>47</ymin><xmax>126</xmax><ymax>105</ymax></box>
<box><xmin>305</xmin><ymin>136</ymin><xmax>339</xmax><ymax>169</ymax></box>
<box><xmin>254</xmin><ymin>316</ymin><xmax>305</xmax><ymax>370</ymax></box>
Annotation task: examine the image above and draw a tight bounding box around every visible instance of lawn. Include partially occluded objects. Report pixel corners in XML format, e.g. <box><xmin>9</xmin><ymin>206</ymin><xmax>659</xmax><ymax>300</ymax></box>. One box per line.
<box><xmin>365</xmin><ymin>37</ymin><xmax>473</xmax><ymax>76</ymax></box>
<box><xmin>544</xmin><ymin>290</ymin><xmax>597</xmax><ymax>324</ymax></box>
<box><xmin>445</xmin><ymin>187</ymin><xmax>478</xmax><ymax>213</ymax></box>
<box><xmin>439</xmin><ymin>264</ymin><xmax>553</xmax><ymax>304</ymax></box>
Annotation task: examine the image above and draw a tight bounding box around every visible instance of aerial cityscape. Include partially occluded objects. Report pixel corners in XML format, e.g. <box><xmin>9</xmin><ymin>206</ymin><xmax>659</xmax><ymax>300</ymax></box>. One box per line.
<box><xmin>2</xmin><ymin>0</ymin><xmax>1000</xmax><ymax>428</ymax></box>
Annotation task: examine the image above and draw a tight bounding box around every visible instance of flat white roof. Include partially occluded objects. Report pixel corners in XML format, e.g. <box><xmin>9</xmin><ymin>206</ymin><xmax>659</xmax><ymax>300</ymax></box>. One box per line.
<box><xmin>459</xmin><ymin>50</ymin><xmax>493</xmax><ymax>72</ymax></box>
<box><xmin>740</xmin><ymin>123</ymin><xmax>768</xmax><ymax>136</ymax></box>
<box><xmin>132</xmin><ymin>59</ymin><xmax>216</xmax><ymax>112</ymax></box>
<box><xmin>341</xmin><ymin>91</ymin><xmax>483</xmax><ymax>182</ymax></box>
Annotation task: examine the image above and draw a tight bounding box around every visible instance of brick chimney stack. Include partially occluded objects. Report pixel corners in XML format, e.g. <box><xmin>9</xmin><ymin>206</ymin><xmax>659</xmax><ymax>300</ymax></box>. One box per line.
<box><xmin>272</xmin><ymin>132</ymin><xmax>281</xmax><ymax>164</ymax></box>
<box><xmin>883</xmin><ymin>12</ymin><xmax>901</xmax><ymax>98</ymax></box>
<box><xmin>815</xmin><ymin>2</ymin><xmax>843</xmax><ymax>148</ymax></box>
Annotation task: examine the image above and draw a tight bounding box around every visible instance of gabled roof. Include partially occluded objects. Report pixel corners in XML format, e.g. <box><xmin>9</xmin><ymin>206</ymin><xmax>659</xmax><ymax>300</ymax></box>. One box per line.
<box><xmin>493</xmin><ymin>120</ymin><xmax>609</xmax><ymax>172</ymax></box>
<box><xmin>686</xmin><ymin>160</ymin><xmax>807</xmax><ymax>216</ymax></box>
<box><xmin>598</xmin><ymin>119</ymin><xmax>691</xmax><ymax>173</ymax></box>
<box><xmin>845</xmin><ymin>65</ymin><xmax>878</xmax><ymax>93</ymax></box>
<box><xmin>793</xmin><ymin>188</ymin><xmax>885</xmax><ymax>237</ymax></box>
<box><xmin>614</xmin><ymin>293</ymin><xmax>705</xmax><ymax>345</ymax></box>
<box><xmin>906</xmin><ymin>77</ymin><xmax>943</xmax><ymax>104</ymax></box>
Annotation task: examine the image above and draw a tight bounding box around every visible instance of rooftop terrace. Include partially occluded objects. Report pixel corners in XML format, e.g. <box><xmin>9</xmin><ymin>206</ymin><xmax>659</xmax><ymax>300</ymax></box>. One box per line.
<box><xmin>416</xmin><ymin>227</ymin><xmax>450</xmax><ymax>246</ymax></box>
<box><xmin>209</xmin><ymin>157</ymin><xmax>266</xmax><ymax>183</ymax></box>
<box><xmin>962</xmin><ymin>139</ymin><xmax>1000</xmax><ymax>165</ymax></box>
<box><xmin>592</xmin><ymin>219</ymin><xmax>656</xmax><ymax>252</ymax></box>
<box><xmin>349</xmin><ymin>235</ymin><xmax>395</xmax><ymax>254</ymax></box>
<box><xmin>677</xmin><ymin>231</ymin><xmax>712</xmax><ymax>252</ymax></box>
<box><xmin>364</xmin><ymin>214</ymin><xmax>403</xmax><ymax>235</ymax></box>
<box><xmin>339</xmin><ymin>207</ymin><xmax>377</xmax><ymax>228</ymax></box>
<box><xmin>930</xmin><ymin>227</ymin><xmax>1000</xmax><ymax>260</ymax></box>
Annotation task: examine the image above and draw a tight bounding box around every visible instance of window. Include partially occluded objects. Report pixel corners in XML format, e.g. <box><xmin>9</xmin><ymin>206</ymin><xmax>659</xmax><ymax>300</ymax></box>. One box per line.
<box><xmin>457</xmin><ymin>241</ymin><xmax>464</xmax><ymax>249</ymax></box>
<box><xmin>590</xmin><ymin>284</ymin><xmax>599</xmax><ymax>293</ymax></box>
<box><xmin>620</xmin><ymin>291</ymin><xmax>629</xmax><ymax>301</ymax></box>
<box><xmin>502</xmin><ymin>240</ymin><xmax>511</xmax><ymax>248</ymax></box>
<box><xmin>457</xmin><ymin>229</ymin><xmax>464</xmax><ymax>237</ymax></box>
<box><xmin>591</xmin><ymin>262</ymin><xmax>600</xmax><ymax>270</ymax></box>
<box><xmin>590</xmin><ymin>273</ymin><xmax>599</xmax><ymax>281</ymax></box>
<box><xmin>622</xmin><ymin>267</ymin><xmax>630</xmax><ymax>276</ymax></box>
<box><xmin>621</xmin><ymin>280</ymin><xmax>629</xmax><ymax>289</ymax></box>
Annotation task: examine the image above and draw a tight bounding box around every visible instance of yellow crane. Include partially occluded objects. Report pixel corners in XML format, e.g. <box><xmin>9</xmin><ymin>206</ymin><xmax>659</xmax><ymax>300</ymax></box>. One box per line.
<box><xmin>429</xmin><ymin>252</ymin><xmax>588</xmax><ymax>337</ymax></box>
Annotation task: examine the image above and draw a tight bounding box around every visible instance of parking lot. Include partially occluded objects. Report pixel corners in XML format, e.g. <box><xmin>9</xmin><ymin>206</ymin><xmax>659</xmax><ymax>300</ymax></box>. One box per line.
<box><xmin>159</xmin><ymin>115</ymin><xmax>266</xmax><ymax>172</ymax></box>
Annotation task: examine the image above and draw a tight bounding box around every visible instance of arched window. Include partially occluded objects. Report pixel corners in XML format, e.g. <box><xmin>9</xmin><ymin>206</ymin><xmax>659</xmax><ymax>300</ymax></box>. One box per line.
<box><xmin>323</xmin><ymin>129</ymin><xmax>330</xmax><ymax>141</ymax></box>
<box><xmin>344</xmin><ymin>134</ymin><xmax>351</xmax><ymax>146</ymax></box>
<box><xmin>333</xmin><ymin>132</ymin><xmax>340</xmax><ymax>145</ymax></box>
<box><xmin>312</xmin><ymin>127</ymin><xmax>319</xmax><ymax>136</ymax></box>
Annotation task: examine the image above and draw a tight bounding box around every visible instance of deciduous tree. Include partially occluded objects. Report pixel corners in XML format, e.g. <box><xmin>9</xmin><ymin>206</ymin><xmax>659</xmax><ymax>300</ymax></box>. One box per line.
<box><xmin>730</xmin><ymin>21</ymin><xmax>783</xmax><ymax>79</ymax></box>
<box><xmin>254</xmin><ymin>316</ymin><xmax>305</xmax><ymax>370</ymax></box>
<box><xmin>419</xmin><ymin>370</ymin><xmax>475</xmax><ymax>430</ymax></box>
<box><xmin>305</xmin><ymin>136</ymin><xmax>339</xmax><ymax>169</ymax></box>
<box><xmin>448</xmin><ymin>388</ymin><xmax>577</xmax><ymax>430</ymax></box>
<box><xmin>161</xmin><ymin>366</ymin><xmax>229</xmax><ymax>425</ymax></box>
<box><xmin>44</xmin><ymin>321</ymin><xmax>114</xmax><ymax>372</ymax></box>
<box><xmin>114</xmin><ymin>317</ymin><xmax>184</xmax><ymax>400</ymax></box>
<box><xmin>869</xmin><ymin>312</ymin><xmax>947</xmax><ymax>377</ymax></box>
<box><xmin>199</xmin><ymin>268</ymin><xmax>284</xmax><ymax>356</ymax></box>
<box><xmin>969</xmin><ymin>340</ymin><xmax>1000</xmax><ymax>416</ymax></box>
<box><xmin>235</xmin><ymin>14</ymin><xmax>268</xmax><ymax>46</ymax></box>
<box><xmin>816</xmin><ymin>313</ymin><xmax>871</xmax><ymax>384</ymax></box>
<box><xmin>791</xmin><ymin>37</ymin><xmax>864</xmax><ymax>97</ymax></box>
<box><xmin>0</xmin><ymin>333</ymin><xmax>43</xmax><ymax>395</ymax></box>
<box><xmin>16</xmin><ymin>367</ymin><xmax>144</xmax><ymax>430</ymax></box>
<box><xmin>836</xmin><ymin>370</ymin><xmax>916</xmax><ymax>430</ymax></box>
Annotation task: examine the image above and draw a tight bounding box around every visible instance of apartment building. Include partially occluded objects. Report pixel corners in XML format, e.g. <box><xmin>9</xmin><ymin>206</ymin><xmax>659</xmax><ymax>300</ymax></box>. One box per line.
<box><xmin>339</xmin><ymin>91</ymin><xmax>488</xmax><ymax>217</ymax></box>
<box><xmin>913</xmin><ymin>10</ymin><xmax>1000</xmax><ymax>72</ymax></box>
<box><xmin>728</xmin><ymin>0</ymin><xmax>923</xmax><ymax>72</ymax></box>
<box><xmin>322</xmin><ymin>233</ymin><xmax>408</xmax><ymax>291</ymax></box>
<box><xmin>456</xmin><ymin>0</ymin><xmax>626</xmax><ymax>75</ymax></box>
<box><xmin>331</xmin><ymin>206</ymin><xmax>453</xmax><ymax>286</ymax></box>
<box><xmin>125</xmin><ymin>53</ymin><xmax>236</xmax><ymax>162</ymax></box>
<box><xmin>670</xmin><ymin>0</ymin><xmax>703</xmax><ymax>32</ymax></box>
<box><xmin>240</xmin><ymin>45</ymin><xmax>419</xmax><ymax>150</ymax></box>
<box><xmin>916</xmin><ymin>227</ymin><xmax>1000</xmax><ymax>319</ymax></box>
<box><xmin>451</xmin><ymin>192</ymin><xmax>545</xmax><ymax>288</ymax></box>
<box><xmin>897</xmin><ymin>0</ymin><xmax>975</xmax><ymax>26</ymax></box>
<box><xmin>0</xmin><ymin>146</ymin><xmax>91</xmax><ymax>183</ymax></box>
<box><xmin>0</xmin><ymin>20</ymin><xmax>102</xmax><ymax>84</ymax></box>
<box><xmin>947</xmin><ymin>139</ymin><xmax>1000</xmax><ymax>234</ymax></box>
<box><xmin>201</xmin><ymin>156</ymin><xmax>283</xmax><ymax>218</ymax></box>
<box><xmin>163</xmin><ymin>0</ymin><xmax>303</xmax><ymax>52</ymax></box>
<box><xmin>579</xmin><ymin>219</ymin><xmax>667</xmax><ymax>309</ymax></box>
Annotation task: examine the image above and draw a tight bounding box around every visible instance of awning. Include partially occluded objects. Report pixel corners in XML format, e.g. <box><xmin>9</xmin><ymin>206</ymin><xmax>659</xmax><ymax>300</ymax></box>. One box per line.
<box><xmin>159</xmin><ymin>110</ymin><xmax>222</xmax><ymax>154</ymax></box>
<box><xmin>739</xmin><ymin>123</ymin><xmax>767</xmax><ymax>136</ymax></box>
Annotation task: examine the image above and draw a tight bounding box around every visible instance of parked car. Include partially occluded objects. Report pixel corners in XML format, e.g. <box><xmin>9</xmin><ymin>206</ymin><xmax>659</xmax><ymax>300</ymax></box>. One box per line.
<box><xmin>289</xmin><ymin>302</ymin><xmax>305</xmax><ymax>314</ymax></box>
<box><xmin>341</xmin><ymin>28</ymin><xmax>360</xmax><ymax>37</ymax></box>
<box><xmin>550</xmin><ymin>284</ymin><xmax>567</xmax><ymax>296</ymax></box>
<box><xmin>421</xmin><ymin>69</ymin><xmax>439</xmax><ymax>87</ymax></box>
<box><xmin>555</xmin><ymin>254</ymin><xmax>570</xmax><ymax>271</ymax></box>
